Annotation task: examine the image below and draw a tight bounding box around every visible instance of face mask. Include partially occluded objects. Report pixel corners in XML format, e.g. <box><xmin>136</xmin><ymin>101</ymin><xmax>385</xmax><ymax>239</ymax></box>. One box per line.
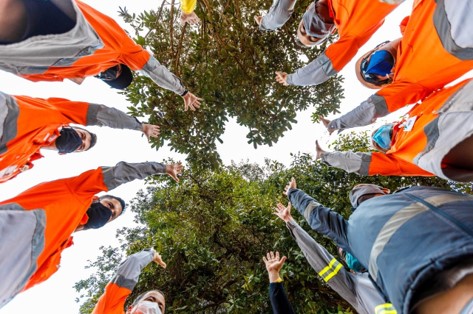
<box><xmin>83</xmin><ymin>202</ymin><xmax>112</xmax><ymax>230</ymax></box>
<box><xmin>345</xmin><ymin>253</ymin><xmax>365</xmax><ymax>273</ymax></box>
<box><xmin>131</xmin><ymin>301</ymin><xmax>162</xmax><ymax>314</ymax></box>
<box><xmin>372</xmin><ymin>124</ymin><xmax>394</xmax><ymax>151</ymax></box>
<box><xmin>55</xmin><ymin>127</ymin><xmax>82</xmax><ymax>154</ymax></box>
<box><xmin>302</xmin><ymin>2</ymin><xmax>334</xmax><ymax>39</ymax></box>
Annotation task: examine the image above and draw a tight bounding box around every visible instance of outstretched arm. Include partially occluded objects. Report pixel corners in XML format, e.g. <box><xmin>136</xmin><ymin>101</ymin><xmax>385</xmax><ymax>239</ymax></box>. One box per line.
<box><xmin>92</xmin><ymin>249</ymin><xmax>166</xmax><ymax>314</ymax></box>
<box><xmin>101</xmin><ymin>161</ymin><xmax>183</xmax><ymax>191</ymax></box>
<box><xmin>320</xmin><ymin>150</ymin><xmax>373</xmax><ymax>175</ymax></box>
<box><xmin>86</xmin><ymin>104</ymin><xmax>159</xmax><ymax>139</ymax></box>
<box><xmin>284</xmin><ymin>178</ymin><xmax>349</xmax><ymax>249</ymax></box>
<box><xmin>285</xmin><ymin>219</ymin><xmax>360</xmax><ymax>308</ymax></box>
<box><xmin>263</xmin><ymin>251</ymin><xmax>295</xmax><ymax>314</ymax></box>
<box><xmin>257</xmin><ymin>0</ymin><xmax>297</xmax><ymax>31</ymax></box>
<box><xmin>141</xmin><ymin>56</ymin><xmax>203</xmax><ymax>111</ymax></box>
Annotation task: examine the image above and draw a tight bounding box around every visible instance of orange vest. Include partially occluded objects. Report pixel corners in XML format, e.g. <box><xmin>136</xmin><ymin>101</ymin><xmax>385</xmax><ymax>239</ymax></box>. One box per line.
<box><xmin>325</xmin><ymin>0</ymin><xmax>398</xmax><ymax>72</ymax></box>
<box><xmin>22</xmin><ymin>1</ymin><xmax>151</xmax><ymax>82</ymax></box>
<box><xmin>0</xmin><ymin>167</ymin><xmax>108</xmax><ymax>290</ymax></box>
<box><xmin>377</xmin><ymin>0</ymin><xmax>473</xmax><ymax>113</ymax></box>
<box><xmin>0</xmin><ymin>96</ymin><xmax>90</xmax><ymax>183</ymax></box>
<box><xmin>369</xmin><ymin>79</ymin><xmax>471</xmax><ymax>176</ymax></box>
<box><xmin>92</xmin><ymin>283</ymin><xmax>131</xmax><ymax>314</ymax></box>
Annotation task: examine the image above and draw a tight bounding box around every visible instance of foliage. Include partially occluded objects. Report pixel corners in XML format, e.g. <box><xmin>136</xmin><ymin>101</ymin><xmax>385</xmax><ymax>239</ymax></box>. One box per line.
<box><xmin>120</xmin><ymin>0</ymin><xmax>344</xmax><ymax>169</ymax></box>
<box><xmin>75</xmin><ymin>133</ymin><xmax>470</xmax><ymax>313</ymax></box>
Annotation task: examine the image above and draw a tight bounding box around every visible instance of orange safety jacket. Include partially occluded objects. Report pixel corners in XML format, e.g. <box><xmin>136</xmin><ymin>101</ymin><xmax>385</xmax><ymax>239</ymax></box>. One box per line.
<box><xmin>329</xmin><ymin>0</ymin><xmax>473</xmax><ymax>131</ymax></box>
<box><xmin>287</xmin><ymin>0</ymin><xmax>399</xmax><ymax>86</ymax></box>
<box><xmin>0</xmin><ymin>95</ymin><xmax>89</xmax><ymax>183</ymax></box>
<box><xmin>92</xmin><ymin>250</ymin><xmax>156</xmax><ymax>314</ymax></box>
<box><xmin>2</xmin><ymin>167</ymin><xmax>108</xmax><ymax>291</ymax></box>
<box><xmin>0</xmin><ymin>93</ymin><xmax>143</xmax><ymax>183</ymax></box>
<box><xmin>321</xmin><ymin>78</ymin><xmax>473</xmax><ymax>180</ymax></box>
<box><xmin>0</xmin><ymin>161</ymin><xmax>167</xmax><ymax>308</ymax></box>
<box><xmin>22</xmin><ymin>1</ymin><xmax>151</xmax><ymax>82</ymax></box>
<box><xmin>1</xmin><ymin>1</ymin><xmax>186</xmax><ymax>95</ymax></box>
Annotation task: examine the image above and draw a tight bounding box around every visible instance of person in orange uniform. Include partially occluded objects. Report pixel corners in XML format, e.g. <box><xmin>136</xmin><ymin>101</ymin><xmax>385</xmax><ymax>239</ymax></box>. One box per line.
<box><xmin>317</xmin><ymin>78</ymin><xmax>473</xmax><ymax>182</ymax></box>
<box><xmin>92</xmin><ymin>249</ymin><xmax>167</xmax><ymax>314</ymax></box>
<box><xmin>0</xmin><ymin>0</ymin><xmax>202</xmax><ymax>110</ymax></box>
<box><xmin>273</xmin><ymin>0</ymin><xmax>400</xmax><ymax>86</ymax></box>
<box><xmin>0</xmin><ymin>160</ymin><xmax>182</xmax><ymax>308</ymax></box>
<box><xmin>324</xmin><ymin>0</ymin><xmax>473</xmax><ymax>132</ymax></box>
<box><xmin>0</xmin><ymin>91</ymin><xmax>160</xmax><ymax>183</ymax></box>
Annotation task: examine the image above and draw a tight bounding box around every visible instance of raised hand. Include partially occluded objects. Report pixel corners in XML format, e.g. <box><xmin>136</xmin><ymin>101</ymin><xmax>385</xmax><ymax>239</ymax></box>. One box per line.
<box><xmin>182</xmin><ymin>92</ymin><xmax>203</xmax><ymax>111</ymax></box>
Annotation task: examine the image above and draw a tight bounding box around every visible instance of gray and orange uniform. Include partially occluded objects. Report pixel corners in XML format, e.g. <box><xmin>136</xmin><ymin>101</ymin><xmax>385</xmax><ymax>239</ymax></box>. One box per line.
<box><xmin>0</xmin><ymin>161</ymin><xmax>168</xmax><ymax>308</ymax></box>
<box><xmin>321</xmin><ymin>78</ymin><xmax>473</xmax><ymax>182</ymax></box>
<box><xmin>0</xmin><ymin>92</ymin><xmax>144</xmax><ymax>183</ymax></box>
<box><xmin>286</xmin><ymin>219</ymin><xmax>395</xmax><ymax>314</ymax></box>
<box><xmin>287</xmin><ymin>186</ymin><xmax>473</xmax><ymax>313</ymax></box>
<box><xmin>328</xmin><ymin>0</ymin><xmax>473</xmax><ymax>131</ymax></box>
<box><xmin>92</xmin><ymin>249</ymin><xmax>156</xmax><ymax>314</ymax></box>
<box><xmin>286</xmin><ymin>0</ymin><xmax>399</xmax><ymax>86</ymax></box>
<box><xmin>0</xmin><ymin>0</ymin><xmax>186</xmax><ymax>95</ymax></box>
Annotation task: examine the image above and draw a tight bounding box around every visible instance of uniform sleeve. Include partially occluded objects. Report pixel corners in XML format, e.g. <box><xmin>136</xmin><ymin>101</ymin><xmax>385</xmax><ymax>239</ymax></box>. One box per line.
<box><xmin>140</xmin><ymin>55</ymin><xmax>187</xmax><ymax>96</ymax></box>
<box><xmin>321</xmin><ymin>151</ymin><xmax>373</xmax><ymax>176</ymax></box>
<box><xmin>328</xmin><ymin>95</ymin><xmax>386</xmax><ymax>131</ymax></box>
<box><xmin>287</xmin><ymin>31</ymin><xmax>377</xmax><ymax>86</ymax></box>
<box><xmin>287</xmin><ymin>189</ymin><xmax>349</xmax><ymax>250</ymax></box>
<box><xmin>45</xmin><ymin>97</ymin><xmax>90</xmax><ymax>125</ymax></box>
<box><xmin>181</xmin><ymin>0</ymin><xmax>197</xmax><ymax>14</ymax></box>
<box><xmin>368</xmin><ymin>153</ymin><xmax>434</xmax><ymax>176</ymax></box>
<box><xmin>286</xmin><ymin>220</ymin><xmax>359</xmax><ymax>307</ymax></box>
<box><xmin>259</xmin><ymin>0</ymin><xmax>297</xmax><ymax>31</ymax></box>
<box><xmin>269</xmin><ymin>282</ymin><xmax>295</xmax><ymax>314</ymax></box>
<box><xmin>86</xmin><ymin>104</ymin><xmax>142</xmax><ymax>131</ymax></box>
<box><xmin>328</xmin><ymin>83</ymin><xmax>430</xmax><ymax>131</ymax></box>
<box><xmin>286</xmin><ymin>52</ymin><xmax>332</xmax><ymax>86</ymax></box>
<box><xmin>92</xmin><ymin>249</ymin><xmax>155</xmax><ymax>314</ymax></box>
<box><xmin>101</xmin><ymin>161</ymin><xmax>167</xmax><ymax>191</ymax></box>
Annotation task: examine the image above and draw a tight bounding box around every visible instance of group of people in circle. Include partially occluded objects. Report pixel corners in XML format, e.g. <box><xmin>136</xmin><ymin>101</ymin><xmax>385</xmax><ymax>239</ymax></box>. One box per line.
<box><xmin>0</xmin><ymin>0</ymin><xmax>472</xmax><ymax>313</ymax></box>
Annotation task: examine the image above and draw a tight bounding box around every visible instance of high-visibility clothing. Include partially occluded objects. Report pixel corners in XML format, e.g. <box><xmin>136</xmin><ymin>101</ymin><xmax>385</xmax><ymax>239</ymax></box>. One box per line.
<box><xmin>287</xmin><ymin>0</ymin><xmax>399</xmax><ymax>86</ymax></box>
<box><xmin>321</xmin><ymin>78</ymin><xmax>473</xmax><ymax>181</ymax></box>
<box><xmin>329</xmin><ymin>0</ymin><xmax>473</xmax><ymax>131</ymax></box>
<box><xmin>0</xmin><ymin>161</ymin><xmax>167</xmax><ymax>308</ymax></box>
<box><xmin>92</xmin><ymin>249</ymin><xmax>156</xmax><ymax>314</ymax></box>
<box><xmin>0</xmin><ymin>92</ymin><xmax>142</xmax><ymax>183</ymax></box>
<box><xmin>0</xmin><ymin>1</ymin><xmax>186</xmax><ymax>95</ymax></box>
<box><xmin>181</xmin><ymin>0</ymin><xmax>197</xmax><ymax>14</ymax></box>
<box><xmin>286</xmin><ymin>219</ymin><xmax>394</xmax><ymax>314</ymax></box>
<box><xmin>287</xmin><ymin>186</ymin><xmax>473</xmax><ymax>313</ymax></box>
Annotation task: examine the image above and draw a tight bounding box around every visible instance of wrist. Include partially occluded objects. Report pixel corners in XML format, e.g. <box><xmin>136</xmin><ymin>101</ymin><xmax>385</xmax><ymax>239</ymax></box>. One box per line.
<box><xmin>180</xmin><ymin>90</ymin><xmax>189</xmax><ymax>97</ymax></box>
<box><xmin>268</xmin><ymin>272</ymin><xmax>281</xmax><ymax>283</ymax></box>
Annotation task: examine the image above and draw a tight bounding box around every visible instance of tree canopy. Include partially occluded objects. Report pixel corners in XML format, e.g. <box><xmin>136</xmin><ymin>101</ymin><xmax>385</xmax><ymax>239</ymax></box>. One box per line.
<box><xmin>121</xmin><ymin>0</ymin><xmax>344</xmax><ymax>169</ymax></box>
<box><xmin>75</xmin><ymin>132</ymin><xmax>469</xmax><ymax>313</ymax></box>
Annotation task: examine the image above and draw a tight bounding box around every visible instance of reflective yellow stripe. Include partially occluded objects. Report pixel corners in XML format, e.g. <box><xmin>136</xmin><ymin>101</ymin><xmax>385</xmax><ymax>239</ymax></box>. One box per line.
<box><xmin>318</xmin><ymin>258</ymin><xmax>338</xmax><ymax>277</ymax></box>
<box><xmin>375</xmin><ymin>303</ymin><xmax>397</xmax><ymax>314</ymax></box>
<box><xmin>323</xmin><ymin>262</ymin><xmax>343</xmax><ymax>282</ymax></box>
<box><xmin>318</xmin><ymin>258</ymin><xmax>342</xmax><ymax>282</ymax></box>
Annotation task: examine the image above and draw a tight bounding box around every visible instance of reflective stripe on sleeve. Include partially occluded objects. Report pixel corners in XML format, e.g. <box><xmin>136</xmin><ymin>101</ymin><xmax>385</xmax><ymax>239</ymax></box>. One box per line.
<box><xmin>318</xmin><ymin>258</ymin><xmax>343</xmax><ymax>282</ymax></box>
<box><xmin>375</xmin><ymin>303</ymin><xmax>397</xmax><ymax>314</ymax></box>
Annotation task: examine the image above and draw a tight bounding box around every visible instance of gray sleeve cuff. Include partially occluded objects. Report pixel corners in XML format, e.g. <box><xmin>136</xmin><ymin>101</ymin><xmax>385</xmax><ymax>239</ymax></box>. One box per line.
<box><xmin>321</xmin><ymin>151</ymin><xmax>372</xmax><ymax>175</ymax></box>
<box><xmin>141</xmin><ymin>55</ymin><xmax>186</xmax><ymax>95</ymax></box>
<box><xmin>101</xmin><ymin>161</ymin><xmax>167</xmax><ymax>191</ymax></box>
<box><xmin>328</xmin><ymin>95</ymin><xmax>388</xmax><ymax>131</ymax></box>
<box><xmin>287</xmin><ymin>53</ymin><xmax>334</xmax><ymax>86</ymax></box>
<box><xmin>86</xmin><ymin>104</ymin><xmax>142</xmax><ymax>130</ymax></box>
<box><xmin>111</xmin><ymin>249</ymin><xmax>155</xmax><ymax>290</ymax></box>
